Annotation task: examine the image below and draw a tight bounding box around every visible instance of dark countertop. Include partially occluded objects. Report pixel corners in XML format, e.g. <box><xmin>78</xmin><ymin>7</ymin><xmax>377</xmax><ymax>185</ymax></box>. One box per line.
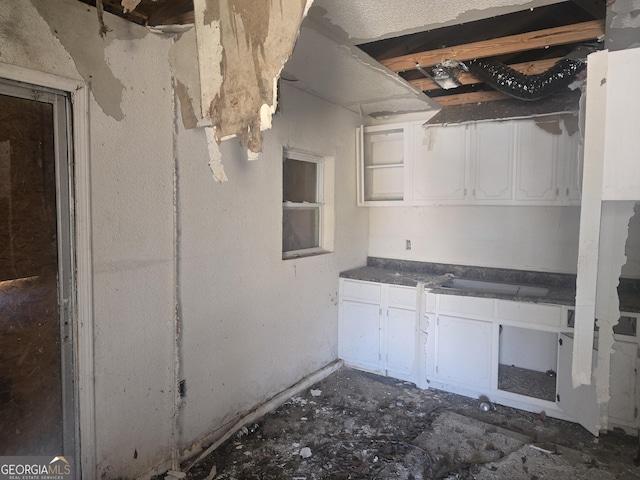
<box><xmin>340</xmin><ymin>258</ymin><xmax>640</xmax><ymax>312</ymax></box>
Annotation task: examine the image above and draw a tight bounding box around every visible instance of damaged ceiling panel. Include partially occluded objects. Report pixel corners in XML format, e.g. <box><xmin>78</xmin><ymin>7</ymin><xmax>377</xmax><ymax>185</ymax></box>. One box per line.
<box><xmin>356</xmin><ymin>1</ymin><xmax>606</xmax><ymax>107</ymax></box>
<box><xmin>193</xmin><ymin>0</ymin><xmax>313</xmax><ymax>153</ymax></box>
<box><xmin>75</xmin><ymin>0</ymin><xmax>609</xmax><ymax>121</ymax></box>
<box><xmin>307</xmin><ymin>0</ymin><xmax>569</xmax><ymax>43</ymax></box>
<box><xmin>282</xmin><ymin>25</ymin><xmax>439</xmax><ymax>118</ymax></box>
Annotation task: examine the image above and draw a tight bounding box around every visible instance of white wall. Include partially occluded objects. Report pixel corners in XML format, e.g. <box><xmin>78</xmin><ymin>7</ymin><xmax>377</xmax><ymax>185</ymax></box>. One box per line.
<box><xmin>176</xmin><ymin>80</ymin><xmax>366</xmax><ymax>450</ymax></box>
<box><xmin>369</xmin><ymin>205</ymin><xmax>581</xmax><ymax>274</ymax></box>
<box><xmin>0</xmin><ymin>1</ymin><xmax>369</xmax><ymax>478</ymax></box>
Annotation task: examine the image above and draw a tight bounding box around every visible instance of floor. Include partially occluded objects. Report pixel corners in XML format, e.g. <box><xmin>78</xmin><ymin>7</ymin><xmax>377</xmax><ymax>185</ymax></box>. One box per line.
<box><xmin>498</xmin><ymin>364</ymin><xmax>557</xmax><ymax>402</ymax></box>
<box><xmin>174</xmin><ymin>367</ymin><xmax>640</xmax><ymax>480</ymax></box>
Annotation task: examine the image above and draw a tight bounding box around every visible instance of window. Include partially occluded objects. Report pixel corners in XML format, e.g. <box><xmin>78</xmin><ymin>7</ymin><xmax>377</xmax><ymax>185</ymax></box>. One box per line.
<box><xmin>282</xmin><ymin>148</ymin><xmax>333</xmax><ymax>258</ymax></box>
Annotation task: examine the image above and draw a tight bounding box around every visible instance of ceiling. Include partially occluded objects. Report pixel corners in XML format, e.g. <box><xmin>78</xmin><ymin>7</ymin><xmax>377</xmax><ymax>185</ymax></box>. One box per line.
<box><xmin>76</xmin><ymin>0</ymin><xmax>606</xmax><ymax>113</ymax></box>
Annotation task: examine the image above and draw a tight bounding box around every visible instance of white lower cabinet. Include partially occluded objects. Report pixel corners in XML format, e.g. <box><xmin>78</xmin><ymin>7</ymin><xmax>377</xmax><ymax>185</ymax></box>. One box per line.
<box><xmin>340</xmin><ymin>281</ymin><xmax>638</xmax><ymax>435</ymax></box>
<box><xmin>435</xmin><ymin>315</ymin><xmax>493</xmax><ymax>389</ymax></box>
<box><xmin>340</xmin><ymin>299</ymin><xmax>383</xmax><ymax>373</ymax></box>
<box><xmin>339</xmin><ymin>279</ymin><xmax>418</xmax><ymax>383</ymax></box>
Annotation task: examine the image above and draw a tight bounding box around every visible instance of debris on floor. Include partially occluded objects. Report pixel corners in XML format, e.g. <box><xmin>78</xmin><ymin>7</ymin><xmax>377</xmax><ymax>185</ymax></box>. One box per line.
<box><xmin>163</xmin><ymin>367</ymin><xmax>639</xmax><ymax>480</ymax></box>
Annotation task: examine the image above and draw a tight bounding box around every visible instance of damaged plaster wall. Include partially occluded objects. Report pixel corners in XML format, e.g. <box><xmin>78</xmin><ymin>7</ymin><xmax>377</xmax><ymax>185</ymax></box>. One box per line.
<box><xmin>193</xmin><ymin>0</ymin><xmax>314</xmax><ymax>153</ymax></box>
<box><xmin>593</xmin><ymin>201</ymin><xmax>636</xmax><ymax>430</ymax></box>
<box><xmin>174</xmin><ymin>77</ymin><xmax>367</xmax><ymax>456</ymax></box>
<box><xmin>0</xmin><ymin>0</ymin><xmax>79</xmax><ymax>81</ymax></box>
<box><xmin>29</xmin><ymin>0</ymin><xmax>148</xmax><ymax>121</ymax></box>
<box><xmin>1</xmin><ymin>1</ymin><xmax>177</xmax><ymax>478</ymax></box>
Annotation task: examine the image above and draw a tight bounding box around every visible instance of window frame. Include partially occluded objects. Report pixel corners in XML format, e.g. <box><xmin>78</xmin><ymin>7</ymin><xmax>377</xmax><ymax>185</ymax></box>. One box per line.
<box><xmin>282</xmin><ymin>148</ymin><xmax>331</xmax><ymax>259</ymax></box>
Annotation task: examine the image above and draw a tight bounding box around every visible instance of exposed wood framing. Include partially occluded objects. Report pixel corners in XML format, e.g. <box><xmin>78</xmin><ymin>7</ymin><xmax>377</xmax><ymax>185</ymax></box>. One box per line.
<box><xmin>409</xmin><ymin>57</ymin><xmax>564</xmax><ymax>91</ymax></box>
<box><xmin>380</xmin><ymin>20</ymin><xmax>605</xmax><ymax>73</ymax></box>
<box><xmin>434</xmin><ymin>91</ymin><xmax>511</xmax><ymax>107</ymax></box>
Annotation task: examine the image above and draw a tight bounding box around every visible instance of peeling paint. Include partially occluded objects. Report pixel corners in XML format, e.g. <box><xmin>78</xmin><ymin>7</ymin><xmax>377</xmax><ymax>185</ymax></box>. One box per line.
<box><xmin>169</xmin><ymin>28</ymin><xmax>204</xmax><ymax>129</ymax></box>
<box><xmin>534</xmin><ymin>116</ymin><xmax>563</xmax><ymax>135</ymax></box>
<box><xmin>204</xmin><ymin>127</ymin><xmax>228</xmax><ymax>182</ymax></box>
<box><xmin>193</xmin><ymin>0</ymin><xmax>224</xmax><ymax>123</ymax></box>
<box><xmin>531</xmin><ymin>114</ymin><xmax>579</xmax><ymax>135</ymax></box>
<box><xmin>593</xmin><ymin>201</ymin><xmax>636</xmax><ymax>430</ymax></box>
<box><xmin>194</xmin><ymin>0</ymin><xmax>313</xmax><ymax>153</ymax></box>
<box><xmin>175</xmin><ymin>81</ymin><xmax>199</xmax><ymax>130</ymax></box>
<box><xmin>0</xmin><ymin>1</ymin><xmax>79</xmax><ymax>79</ymax></box>
<box><xmin>29</xmin><ymin>0</ymin><xmax>148</xmax><ymax>121</ymax></box>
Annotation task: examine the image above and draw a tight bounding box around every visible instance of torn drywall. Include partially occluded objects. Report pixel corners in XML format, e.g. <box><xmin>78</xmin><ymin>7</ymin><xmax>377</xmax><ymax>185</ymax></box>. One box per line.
<box><xmin>175</xmin><ymin>81</ymin><xmax>199</xmax><ymax>130</ymax></box>
<box><xmin>170</xmin><ymin>28</ymin><xmax>203</xmax><ymax>130</ymax></box>
<box><xmin>194</xmin><ymin>0</ymin><xmax>313</xmax><ymax>153</ymax></box>
<box><xmin>593</xmin><ymin>201</ymin><xmax>635</xmax><ymax>430</ymax></box>
<box><xmin>204</xmin><ymin>127</ymin><xmax>228</xmax><ymax>182</ymax></box>
<box><xmin>29</xmin><ymin>0</ymin><xmax>148</xmax><ymax>120</ymax></box>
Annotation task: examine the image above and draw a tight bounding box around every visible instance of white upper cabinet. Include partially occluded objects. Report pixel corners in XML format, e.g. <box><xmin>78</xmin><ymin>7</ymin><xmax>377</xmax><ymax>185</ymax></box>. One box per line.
<box><xmin>470</xmin><ymin>121</ymin><xmax>514</xmax><ymax>202</ymax></box>
<box><xmin>514</xmin><ymin>118</ymin><xmax>559</xmax><ymax>202</ymax></box>
<box><xmin>357</xmin><ymin>116</ymin><xmax>582</xmax><ymax>207</ymax></box>
<box><xmin>412</xmin><ymin>124</ymin><xmax>468</xmax><ymax>203</ymax></box>
<box><xmin>357</xmin><ymin>123</ymin><xmax>409</xmax><ymax>206</ymax></box>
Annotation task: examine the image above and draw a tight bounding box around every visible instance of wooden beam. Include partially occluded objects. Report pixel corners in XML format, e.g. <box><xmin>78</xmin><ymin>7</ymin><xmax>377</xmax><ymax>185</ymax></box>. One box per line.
<box><xmin>409</xmin><ymin>57</ymin><xmax>563</xmax><ymax>91</ymax></box>
<box><xmin>433</xmin><ymin>91</ymin><xmax>511</xmax><ymax>107</ymax></box>
<box><xmin>380</xmin><ymin>20</ymin><xmax>604</xmax><ymax>73</ymax></box>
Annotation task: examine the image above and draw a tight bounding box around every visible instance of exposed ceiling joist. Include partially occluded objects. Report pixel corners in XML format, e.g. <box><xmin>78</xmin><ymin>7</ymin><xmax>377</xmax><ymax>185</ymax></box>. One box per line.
<box><xmin>380</xmin><ymin>19</ymin><xmax>605</xmax><ymax>73</ymax></box>
<box><xmin>434</xmin><ymin>91</ymin><xmax>512</xmax><ymax>107</ymax></box>
<box><xmin>409</xmin><ymin>57</ymin><xmax>564</xmax><ymax>91</ymax></box>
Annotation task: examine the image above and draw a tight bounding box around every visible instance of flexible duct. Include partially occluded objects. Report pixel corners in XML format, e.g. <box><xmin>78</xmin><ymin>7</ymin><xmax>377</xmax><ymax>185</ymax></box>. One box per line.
<box><xmin>466</xmin><ymin>57</ymin><xmax>586</xmax><ymax>101</ymax></box>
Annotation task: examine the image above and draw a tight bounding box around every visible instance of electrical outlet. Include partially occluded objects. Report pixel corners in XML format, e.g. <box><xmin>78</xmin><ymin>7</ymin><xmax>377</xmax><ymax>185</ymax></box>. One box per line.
<box><xmin>406</xmin><ymin>239</ymin><xmax>411</xmax><ymax>250</ymax></box>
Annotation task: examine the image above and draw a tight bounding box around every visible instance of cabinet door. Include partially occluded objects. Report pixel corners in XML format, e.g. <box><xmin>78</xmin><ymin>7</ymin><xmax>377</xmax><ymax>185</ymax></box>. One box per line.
<box><xmin>339</xmin><ymin>300</ymin><xmax>382</xmax><ymax>373</ymax></box>
<box><xmin>472</xmin><ymin>121</ymin><xmax>514</xmax><ymax>202</ymax></box>
<box><xmin>608</xmin><ymin>341</ymin><xmax>638</xmax><ymax>427</ymax></box>
<box><xmin>515</xmin><ymin>119</ymin><xmax>558</xmax><ymax>202</ymax></box>
<box><xmin>385</xmin><ymin>306</ymin><xmax>417</xmax><ymax>381</ymax></box>
<box><xmin>412</xmin><ymin>124</ymin><xmax>467</xmax><ymax>202</ymax></box>
<box><xmin>435</xmin><ymin>314</ymin><xmax>493</xmax><ymax>389</ymax></box>
<box><xmin>556</xmin><ymin>334</ymin><xmax>598</xmax><ymax>435</ymax></box>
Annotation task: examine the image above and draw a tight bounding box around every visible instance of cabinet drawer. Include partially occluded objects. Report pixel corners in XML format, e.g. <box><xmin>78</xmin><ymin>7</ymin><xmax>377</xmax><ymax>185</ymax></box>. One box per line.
<box><xmin>496</xmin><ymin>300</ymin><xmax>562</xmax><ymax>327</ymax></box>
<box><xmin>438</xmin><ymin>294</ymin><xmax>495</xmax><ymax>318</ymax></box>
<box><xmin>388</xmin><ymin>285</ymin><xmax>417</xmax><ymax>308</ymax></box>
<box><xmin>340</xmin><ymin>279</ymin><xmax>382</xmax><ymax>303</ymax></box>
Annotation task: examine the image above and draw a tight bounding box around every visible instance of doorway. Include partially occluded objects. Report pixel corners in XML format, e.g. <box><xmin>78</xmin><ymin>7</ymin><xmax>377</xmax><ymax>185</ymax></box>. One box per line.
<box><xmin>0</xmin><ymin>80</ymin><xmax>76</xmax><ymax>458</ymax></box>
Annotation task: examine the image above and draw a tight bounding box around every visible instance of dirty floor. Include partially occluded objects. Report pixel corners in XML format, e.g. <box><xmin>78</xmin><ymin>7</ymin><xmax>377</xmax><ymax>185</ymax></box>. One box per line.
<box><xmin>175</xmin><ymin>367</ymin><xmax>639</xmax><ymax>479</ymax></box>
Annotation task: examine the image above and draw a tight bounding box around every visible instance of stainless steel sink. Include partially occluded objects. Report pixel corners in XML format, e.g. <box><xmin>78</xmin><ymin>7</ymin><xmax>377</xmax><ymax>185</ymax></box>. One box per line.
<box><xmin>441</xmin><ymin>278</ymin><xmax>549</xmax><ymax>297</ymax></box>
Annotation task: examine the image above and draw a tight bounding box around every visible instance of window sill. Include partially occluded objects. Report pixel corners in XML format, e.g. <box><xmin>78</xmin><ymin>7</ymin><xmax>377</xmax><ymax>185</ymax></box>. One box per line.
<box><xmin>282</xmin><ymin>249</ymin><xmax>332</xmax><ymax>260</ymax></box>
